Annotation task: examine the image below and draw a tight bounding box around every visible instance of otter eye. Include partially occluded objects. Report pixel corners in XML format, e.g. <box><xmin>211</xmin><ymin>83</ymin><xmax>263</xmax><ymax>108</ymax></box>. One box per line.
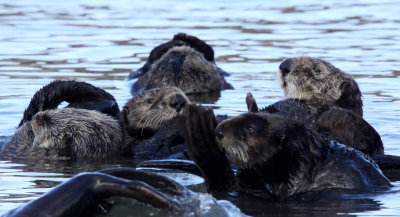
<box><xmin>247</xmin><ymin>127</ymin><xmax>255</xmax><ymax>134</ymax></box>
<box><xmin>146</xmin><ymin>99</ymin><xmax>154</xmax><ymax>104</ymax></box>
<box><xmin>313</xmin><ymin>67</ymin><xmax>321</xmax><ymax>73</ymax></box>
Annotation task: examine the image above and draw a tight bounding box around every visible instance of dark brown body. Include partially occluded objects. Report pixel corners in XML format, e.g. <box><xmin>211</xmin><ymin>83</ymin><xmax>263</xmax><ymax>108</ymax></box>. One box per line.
<box><xmin>1</xmin><ymin>168</ymin><xmax>187</xmax><ymax>217</ymax></box>
<box><xmin>129</xmin><ymin>33</ymin><xmax>232</xmax><ymax>96</ymax></box>
<box><xmin>250</xmin><ymin>95</ymin><xmax>398</xmax><ymax>169</ymax></box>
<box><xmin>184</xmin><ymin>105</ymin><xmax>391</xmax><ymax>200</ymax></box>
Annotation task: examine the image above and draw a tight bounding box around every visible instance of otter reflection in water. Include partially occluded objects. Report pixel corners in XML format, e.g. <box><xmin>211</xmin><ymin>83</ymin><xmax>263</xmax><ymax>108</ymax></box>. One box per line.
<box><xmin>183</xmin><ymin>105</ymin><xmax>391</xmax><ymax>200</ymax></box>
<box><xmin>129</xmin><ymin>33</ymin><xmax>233</xmax><ymax>103</ymax></box>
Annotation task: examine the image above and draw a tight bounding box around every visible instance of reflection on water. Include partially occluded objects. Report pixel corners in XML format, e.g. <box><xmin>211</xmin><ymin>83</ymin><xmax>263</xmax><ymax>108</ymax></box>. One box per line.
<box><xmin>1</xmin><ymin>0</ymin><xmax>400</xmax><ymax>216</ymax></box>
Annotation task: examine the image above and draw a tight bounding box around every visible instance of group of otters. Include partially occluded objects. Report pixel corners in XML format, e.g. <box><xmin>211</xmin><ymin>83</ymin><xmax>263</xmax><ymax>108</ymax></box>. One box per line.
<box><xmin>1</xmin><ymin>33</ymin><xmax>399</xmax><ymax>217</ymax></box>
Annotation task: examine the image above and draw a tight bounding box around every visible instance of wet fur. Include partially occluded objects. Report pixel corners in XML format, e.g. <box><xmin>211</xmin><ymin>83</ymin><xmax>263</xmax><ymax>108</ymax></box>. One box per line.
<box><xmin>1</xmin><ymin>84</ymin><xmax>190</xmax><ymax>160</ymax></box>
<box><xmin>118</xmin><ymin>86</ymin><xmax>190</xmax><ymax>161</ymax></box>
<box><xmin>278</xmin><ymin>56</ymin><xmax>363</xmax><ymax>116</ymax></box>
<box><xmin>216</xmin><ymin>112</ymin><xmax>391</xmax><ymax>200</ymax></box>
<box><xmin>184</xmin><ymin>105</ymin><xmax>391</xmax><ymax>201</ymax></box>
<box><xmin>120</xmin><ymin>87</ymin><xmax>189</xmax><ymax>147</ymax></box>
<box><xmin>19</xmin><ymin>80</ymin><xmax>119</xmax><ymax>127</ymax></box>
<box><xmin>1</xmin><ymin>80</ymin><xmax>121</xmax><ymax>160</ymax></box>
<box><xmin>31</xmin><ymin>108</ymin><xmax>124</xmax><ymax>158</ymax></box>
<box><xmin>130</xmin><ymin>33</ymin><xmax>232</xmax><ymax>94</ymax></box>
<box><xmin>248</xmin><ymin>93</ymin><xmax>393</xmax><ymax>169</ymax></box>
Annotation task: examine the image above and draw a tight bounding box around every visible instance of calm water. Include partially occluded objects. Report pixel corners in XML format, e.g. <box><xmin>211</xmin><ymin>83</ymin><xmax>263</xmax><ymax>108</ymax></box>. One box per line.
<box><xmin>1</xmin><ymin>0</ymin><xmax>400</xmax><ymax>216</ymax></box>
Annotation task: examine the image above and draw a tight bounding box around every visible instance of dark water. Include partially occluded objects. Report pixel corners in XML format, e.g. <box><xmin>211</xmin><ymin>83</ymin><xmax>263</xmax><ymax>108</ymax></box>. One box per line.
<box><xmin>1</xmin><ymin>0</ymin><xmax>400</xmax><ymax>216</ymax></box>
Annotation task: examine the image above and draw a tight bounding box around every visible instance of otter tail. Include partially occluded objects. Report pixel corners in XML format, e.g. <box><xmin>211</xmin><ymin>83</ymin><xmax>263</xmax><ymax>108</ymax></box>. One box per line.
<box><xmin>18</xmin><ymin>80</ymin><xmax>119</xmax><ymax>127</ymax></box>
<box><xmin>373</xmin><ymin>154</ymin><xmax>400</xmax><ymax>170</ymax></box>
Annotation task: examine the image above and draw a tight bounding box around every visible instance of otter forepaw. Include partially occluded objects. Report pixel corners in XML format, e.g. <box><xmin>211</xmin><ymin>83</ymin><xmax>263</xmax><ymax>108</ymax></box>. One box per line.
<box><xmin>246</xmin><ymin>92</ymin><xmax>259</xmax><ymax>112</ymax></box>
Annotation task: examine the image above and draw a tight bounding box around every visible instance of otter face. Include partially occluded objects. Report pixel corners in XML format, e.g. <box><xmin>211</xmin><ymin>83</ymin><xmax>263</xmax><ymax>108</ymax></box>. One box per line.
<box><xmin>278</xmin><ymin>56</ymin><xmax>345</xmax><ymax>105</ymax></box>
<box><xmin>215</xmin><ymin>113</ymin><xmax>288</xmax><ymax>168</ymax></box>
<box><xmin>122</xmin><ymin>87</ymin><xmax>190</xmax><ymax>136</ymax></box>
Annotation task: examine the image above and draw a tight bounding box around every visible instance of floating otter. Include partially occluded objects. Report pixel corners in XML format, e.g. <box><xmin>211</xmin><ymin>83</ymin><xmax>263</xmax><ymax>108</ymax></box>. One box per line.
<box><xmin>129</xmin><ymin>33</ymin><xmax>233</xmax><ymax>95</ymax></box>
<box><xmin>247</xmin><ymin>92</ymin><xmax>400</xmax><ymax>170</ymax></box>
<box><xmin>31</xmin><ymin>108</ymin><xmax>124</xmax><ymax>158</ymax></box>
<box><xmin>18</xmin><ymin>80</ymin><xmax>120</xmax><ymax>126</ymax></box>
<box><xmin>278</xmin><ymin>56</ymin><xmax>363</xmax><ymax>117</ymax></box>
<box><xmin>120</xmin><ymin>86</ymin><xmax>190</xmax><ymax>163</ymax></box>
<box><xmin>2</xmin><ymin>168</ymin><xmax>245</xmax><ymax>217</ymax></box>
<box><xmin>1</xmin><ymin>168</ymin><xmax>186</xmax><ymax>217</ymax></box>
<box><xmin>183</xmin><ymin>105</ymin><xmax>391</xmax><ymax>200</ymax></box>
<box><xmin>0</xmin><ymin>80</ymin><xmax>123</xmax><ymax>159</ymax></box>
<box><xmin>1</xmin><ymin>81</ymin><xmax>190</xmax><ymax>161</ymax></box>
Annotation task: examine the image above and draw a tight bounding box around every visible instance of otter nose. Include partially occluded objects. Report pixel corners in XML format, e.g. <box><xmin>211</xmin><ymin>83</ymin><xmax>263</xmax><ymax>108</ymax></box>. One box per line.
<box><xmin>216</xmin><ymin>127</ymin><xmax>224</xmax><ymax>140</ymax></box>
<box><xmin>170</xmin><ymin>94</ymin><xmax>187</xmax><ymax>112</ymax></box>
<box><xmin>279</xmin><ymin>59</ymin><xmax>292</xmax><ymax>77</ymax></box>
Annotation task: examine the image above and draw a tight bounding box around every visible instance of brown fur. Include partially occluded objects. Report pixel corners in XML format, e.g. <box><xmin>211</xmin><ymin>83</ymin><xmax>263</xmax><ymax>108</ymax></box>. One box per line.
<box><xmin>130</xmin><ymin>33</ymin><xmax>232</xmax><ymax>94</ymax></box>
<box><xmin>247</xmin><ymin>92</ymin><xmax>400</xmax><ymax>170</ymax></box>
<box><xmin>31</xmin><ymin>108</ymin><xmax>124</xmax><ymax>158</ymax></box>
<box><xmin>314</xmin><ymin>107</ymin><xmax>384</xmax><ymax>155</ymax></box>
<box><xmin>120</xmin><ymin>87</ymin><xmax>190</xmax><ymax>150</ymax></box>
<box><xmin>1</xmin><ymin>83</ymin><xmax>189</xmax><ymax>160</ymax></box>
<box><xmin>278</xmin><ymin>56</ymin><xmax>363</xmax><ymax>116</ymax></box>
<box><xmin>214</xmin><ymin>112</ymin><xmax>390</xmax><ymax>200</ymax></box>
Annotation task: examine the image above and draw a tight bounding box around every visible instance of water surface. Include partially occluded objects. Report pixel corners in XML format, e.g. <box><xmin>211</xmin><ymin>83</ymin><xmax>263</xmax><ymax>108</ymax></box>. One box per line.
<box><xmin>1</xmin><ymin>0</ymin><xmax>400</xmax><ymax>216</ymax></box>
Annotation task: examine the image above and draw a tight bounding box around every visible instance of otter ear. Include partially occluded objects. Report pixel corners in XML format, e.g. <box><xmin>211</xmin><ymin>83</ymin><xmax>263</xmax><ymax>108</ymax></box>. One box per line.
<box><xmin>33</xmin><ymin>113</ymin><xmax>52</xmax><ymax>126</ymax></box>
<box><xmin>336</xmin><ymin>81</ymin><xmax>363</xmax><ymax>117</ymax></box>
<box><xmin>246</xmin><ymin>92</ymin><xmax>259</xmax><ymax>113</ymax></box>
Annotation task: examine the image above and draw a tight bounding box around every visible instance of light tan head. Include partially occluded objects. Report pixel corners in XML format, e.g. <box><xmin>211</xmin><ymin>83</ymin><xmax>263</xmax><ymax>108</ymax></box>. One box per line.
<box><xmin>277</xmin><ymin>56</ymin><xmax>363</xmax><ymax>116</ymax></box>
<box><xmin>31</xmin><ymin>108</ymin><xmax>123</xmax><ymax>158</ymax></box>
<box><xmin>121</xmin><ymin>86</ymin><xmax>190</xmax><ymax>137</ymax></box>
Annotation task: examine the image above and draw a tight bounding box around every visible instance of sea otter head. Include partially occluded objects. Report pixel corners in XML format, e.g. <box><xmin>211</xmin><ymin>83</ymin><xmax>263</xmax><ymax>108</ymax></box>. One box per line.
<box><xmin>278</xmin><ymin>56</ymin><xmax>363</xmax><ymax>116</ymax></box>
<box><xmin>278</xmin><ymin>56</ymin><xmax>348</xmax><ymax>104</ymax></box>
<box><xmin>31</xmin><ymin>111</ymin><xmax>55</xmax><ymax>149</ymax></box>
<box><xmin>215</xmin><ymin>113</ymin><xmax>309</xmax><ymax>169</ymax></box>
<box><xmin>121</xmin><ymin>86</ymin><xmax>190</xmax><ymax>138</ymax></box>
<box><xmin>130</xmin><ymin>33</ymin><xmax>232</xmax><ymax>95</ymax></box>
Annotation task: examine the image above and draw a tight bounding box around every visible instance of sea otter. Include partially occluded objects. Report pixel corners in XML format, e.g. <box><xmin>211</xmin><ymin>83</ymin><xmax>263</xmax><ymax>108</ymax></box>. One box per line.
<box><xmin>246</xmin><ymin>92</ymin><xmax>400</xmax><ymax>169</ymax></box>
<box><xmin>120</xmin><ymin>86</ymin><xmax>190</xmax><ymax>163</ymax></box>
<box><xmin>277</xmin><ymin>56</ymin><xmax>363</xmax><ymax>117</ymax></box>
<box><xmin>2</xmin><ymin>168</ymin><xmax>245</xmax><ymax>217</ymax></box>
<box><xmin>0</xmin><ymin>80</ymin><xmax>123</xmax><ymax>159</ymax></box>
<box><xmin>0</xmin><ymin>81</ymin><xmax>190</xmax><ymax>160</ymax></box>
<box><xmin>183</xmin><ymin>105</ymin><xmax>391</xmax><ymax>200</ymax></box>
<box><xmin>1</xmin><ymin>168</ymin><xmax>186</xmax><ymax>217</ymax></box>
<box><xmin>129</xmin><ymin>33</ymin><xmax>233</xmax><ymax>96</ymax></box>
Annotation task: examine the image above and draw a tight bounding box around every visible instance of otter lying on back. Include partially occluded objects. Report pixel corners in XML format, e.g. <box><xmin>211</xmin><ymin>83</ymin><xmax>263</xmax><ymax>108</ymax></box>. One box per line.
<box><xmin>247</xmin><ymin>57</ymin><xmax>400</xmax><ymax>169</ymax></box>
<box><xmin>184</xmin><ymin>105</ymin><xmax>391</xmax><ymax>200</ymax></box>
<box><xmin>0</xmin><ymin>80</ymin><xmax>123</xmax><ymax>159</ymax></box>
<box><xmin>277</xmin><ymin>56</ymin><xmax>362</xmax><ymax>117</ymax></box>
<box><xmin>120</xmin><ymin>86</ymin><xmax>190</xmax><ymax>163</ymax></box>
<box><xmin>0</xmin><ymin>81</ymin><xmax>190</xmax><ymax>160</ymax></box>
<box><xmin>129</xmin><ymin>33</ymin><xmax>233</xmax><ymax>95</ymax></box>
